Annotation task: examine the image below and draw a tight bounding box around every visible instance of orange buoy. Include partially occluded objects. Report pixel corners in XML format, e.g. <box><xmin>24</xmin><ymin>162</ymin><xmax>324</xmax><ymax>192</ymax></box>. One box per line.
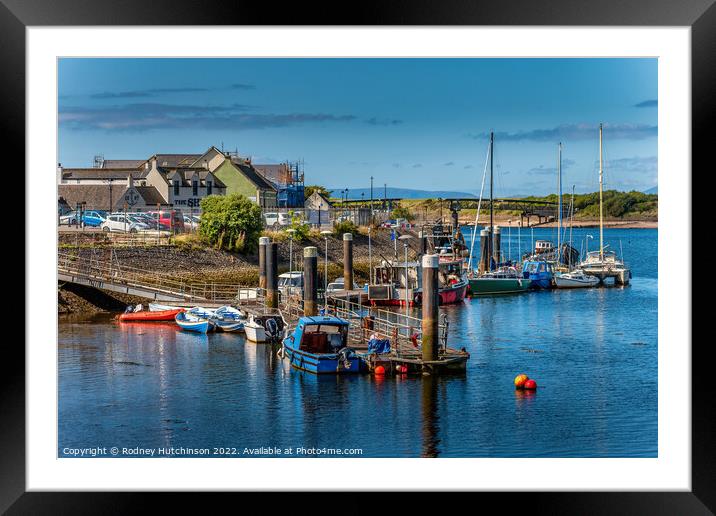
<box><xmin>374</xmin><ymin>365</ymin><xmax>386</xmax><ymax>375</ymax></box>
<box><xmin>523</xmin><ymin>379</ymin><xmax>537</xmax><ymax>390</ymax></box>
<box><xmin>514</xmin><ymin>374</ymin><xmax>529</xmax><ymax>389</ymax></box>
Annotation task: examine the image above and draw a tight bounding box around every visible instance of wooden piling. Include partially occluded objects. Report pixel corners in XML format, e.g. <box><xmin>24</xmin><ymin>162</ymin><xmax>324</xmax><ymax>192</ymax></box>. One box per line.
<box><xmin>493</xmin><ymin>226</ymin><xmax>501</xmax><ymax>264</ymax></box>
<box><xmin>258</xmin><ymin>236</ymin><xmax>269</xmax><ymax>290</ymax></box>
<box><xmin>266</xmin><ymin>241</ymin><xmax>278</xmax><ymax>309</ymax></box>
<box><xmin>343</xmin><ymin>233</ymin><xmax>353</xmax><ymax>290</ymax></box>
<box><xmin>478</xmin><ymin>228</ymin><xmax>490</xmax><ymax>273</ymax></box>
<box><xmin>421</xmin><ymin>254</ymin><xmax>439</xmax><ymax>364</ymax></box>
<box><xmin>303</xmin><ymin>246</ymin><xmax>318</xmax><ymax>316</ymax></box>
<box><xmin>418</xmin><ymin>230</ymin><xmax>427</xmax><ymax>255</ymax></box>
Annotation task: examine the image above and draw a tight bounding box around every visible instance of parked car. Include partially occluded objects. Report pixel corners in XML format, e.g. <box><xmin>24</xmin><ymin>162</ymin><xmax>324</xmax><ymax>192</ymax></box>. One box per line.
<box><xmin>78</xmin><ymin>210</ymin><xmax>107</xmax><ymax>227</ymax></box>
<box><xmin>183</xmin><ymin>214</ymin><xmax>200</xmax><ymax>231</ymax></box>
<box><xmin>100</xmin><ymin>213</ymin><xmax>150</xmax><ymax>233</ymax></box>
<box><xmin>59</xmin><ymin>210</ymin><xmax>79</xmax><ymax>225</ymax></box>
<box><xmin>263</xmin><ymin>212</ymin><xmax>291</xmax><ymax>228</ymax></box>
<box><xmin>147</xmin><ymin>210</ymin><xmax>185</xmax><ymax>232</ymax></box>
<box><xmin>326</xmin><ymin>277</ymin><xmax>360</xmax><ymax>294</ymax></box>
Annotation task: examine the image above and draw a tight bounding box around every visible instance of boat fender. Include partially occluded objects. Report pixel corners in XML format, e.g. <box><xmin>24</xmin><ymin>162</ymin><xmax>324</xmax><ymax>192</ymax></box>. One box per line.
<box><xmin>410</xmin><ymin>333</ymin><xmax>419</xmax><ymax>348</ymax></box>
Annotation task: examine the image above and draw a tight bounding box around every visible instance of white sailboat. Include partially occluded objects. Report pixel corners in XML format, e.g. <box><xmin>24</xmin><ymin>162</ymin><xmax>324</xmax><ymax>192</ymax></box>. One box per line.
<box><xmin>555</xmin><ymin>185</ymin><xmax>600</xmax><ymax>288</ymax></box>
<box><xmin>577</xmin><ymin>123</ymin><xmax>631</xmax><ymax>285</ymax></box>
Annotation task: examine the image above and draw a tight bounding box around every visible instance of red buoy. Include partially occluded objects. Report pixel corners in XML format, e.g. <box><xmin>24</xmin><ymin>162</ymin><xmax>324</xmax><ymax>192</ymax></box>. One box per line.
<box><xmin>374</xmin><ymin>365</ymin><xmax>386</xmax><ymax>375</ymax></box>
<box><xmin>514</xmin><ymin>374</ymin><xmax>529</xmax><ymax>389</ymax></box>
<box><xmin>523</xmin><ymin>379</ymin><xmax>537</xmax><ymax>390</ymax></box>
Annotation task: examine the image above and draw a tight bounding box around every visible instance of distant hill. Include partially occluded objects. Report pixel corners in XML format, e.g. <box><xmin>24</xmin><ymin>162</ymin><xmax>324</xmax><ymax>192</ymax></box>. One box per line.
<box><xmin>643</xmin><ymin>186</ymin><xmax>658</xmax><ymax>194</ymax></box>
<box><xmin>331</xmin><ymin>187</ymin><xmax>476</xmax><ymax>200</ymax></box>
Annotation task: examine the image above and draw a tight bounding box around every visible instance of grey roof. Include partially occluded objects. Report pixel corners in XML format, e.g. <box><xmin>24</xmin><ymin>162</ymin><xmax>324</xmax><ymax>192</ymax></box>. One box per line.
<box><xmin>154</xmin><ymin>154</ymin><xmax>201</xmax><ymax>168</ymax></box>
<box><xmin>58</xmin><ymin>184</ymin><xmax>169</xmax><ymax>210</ymax></box>
<box><xmin>61</xmin><ymin>168</ymin><xmax>149</xmax><ymax>181</ymax></box>
<box><xmin>230</xmin><ymin>158</ymin><xmax>276</xmax><ymax>191</ymax></box>
<box><xmin>58</xmin><ymin>184</ymin><xmax>130</xmax><ymax>211</ymax></box>
<box><xmin>134</xmin><ymin>186</ymin><xmax>169</xmax><ymax>205</ymax></box>
<box><xmin>101</xmin><ymin>159</ymin><xmax>145</xmax><ymax>169</ymax></box>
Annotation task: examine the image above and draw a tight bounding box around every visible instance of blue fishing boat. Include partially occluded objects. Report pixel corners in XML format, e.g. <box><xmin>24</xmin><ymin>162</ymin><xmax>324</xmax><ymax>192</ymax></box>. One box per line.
<box><xmin>522</xmin><ymin>260</ymin><xmax>554</xmax><ymax>289</ymax></box>
<box><xmin>213</xmin><ymin>306</ymin><xmax>246</xmax><ymax>332</ymax></box>
<box><xmin>175</xmin><ymin>311</ymin><xmax>215</xmax><ymax>334</ymax></box>
<box><xmin>281</xmin><ymin>315</ymin><xmax>362</xmax><ymax>374</ymax></box>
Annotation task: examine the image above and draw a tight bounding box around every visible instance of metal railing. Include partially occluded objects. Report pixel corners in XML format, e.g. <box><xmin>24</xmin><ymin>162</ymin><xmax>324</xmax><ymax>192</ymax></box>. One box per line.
<box><xmin>57</xmin><ymin>250</ymin><xmax>259</xmax><ymax>303</ymax></box>
<box><xmin>328</xmin><ymin>297</ymin><xmax>448</xmax><ymax>355</ymax></box>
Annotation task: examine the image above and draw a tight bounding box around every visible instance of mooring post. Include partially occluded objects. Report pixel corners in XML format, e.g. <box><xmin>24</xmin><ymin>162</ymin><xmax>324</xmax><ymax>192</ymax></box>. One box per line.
<box><xmin>422</xmin><ymin>254</ymin><xmax>439</xmax><ymax>364</ymax></box>
<box><xmin>419</xmin><ymin>230</ymin><xmax>427</xmax><ymax>255</ymax></box>
<box><xmin>493</xmin><ymin>226</ymin><xmax>501</xmax><ymax>265</ymax></box>
<box><xmin>478</xmin><ymin>228</ymin><xmax>490</xmax><ymax>274</ymax></box>
<box><xmin>266</xmin><ymin>242</ymin><xmax>278</xmax><ymax>309</ymax></box>
<box><xmin>343</xmin><ymin>233</ymin><xmax>353</xmax><ymax>291</ymax></box>
<box><xmin>303</xmin><ymin>246</ymin><xmax>318</xmax><ymax>316</ymax></box>
<box><xmin>258</xmin><ymin>236</ymin><xmax>269</xmax><ymax>290</ymax></box>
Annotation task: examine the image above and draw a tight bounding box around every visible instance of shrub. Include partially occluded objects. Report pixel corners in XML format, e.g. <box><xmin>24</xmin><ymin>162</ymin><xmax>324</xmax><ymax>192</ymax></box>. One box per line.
<box><xmin>333</xmin><ymin>219</ymin><xmax>359</xmax><ymax>236</ymax></box>
<box><xmin>198</xmin><ymin>194</ymin><xmax>263</xmax><ymax>253</ymax></box>
<box><xmin>391</xmin><ymin>204</ymin><xmax>415</xmax><ymax>221</ymax></box>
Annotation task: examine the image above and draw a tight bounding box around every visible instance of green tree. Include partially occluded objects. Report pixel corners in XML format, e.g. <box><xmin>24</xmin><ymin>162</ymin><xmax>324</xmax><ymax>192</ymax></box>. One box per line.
<box><xmin>304</xmin><ymin>185</ymin><xmax>332</xmax><ymax>200</ymax></box>
<box><xmin>199</xmin><ymin>194</ymin><xmax>263</xmax><ymax>253</ymax></box>
<box><xmin>391</xmin><ymin>203</ymin><xmax>415</xmax><ymax>221</ymax></box>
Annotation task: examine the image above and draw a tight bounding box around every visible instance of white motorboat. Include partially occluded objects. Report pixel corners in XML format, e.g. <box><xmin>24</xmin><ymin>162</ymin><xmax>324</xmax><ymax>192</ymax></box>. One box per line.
<box><xmin>244</xmin><ymin>310</ymin><xmax>287</xmax><ymax>343</ymax></box>
<box><xmin>554</xmin><ymin>269</ymin><xmax>600</xmax><ymax>288</ymax></box>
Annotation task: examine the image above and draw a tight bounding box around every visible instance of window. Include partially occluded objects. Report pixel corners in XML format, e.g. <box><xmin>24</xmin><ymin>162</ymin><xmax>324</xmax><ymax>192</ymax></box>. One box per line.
<box><xmin>192</xmin><ymin>181</ymin><xmax>198</xmax><ymax>196</ymax></box>
<box><xmin>174</xmin><ymin>181</ymin><xmax>179</xmax><ymax>196</ymax></box>
<box><xmin>206</xmin><ymin>180</ymin><xmax>212</xmax><ymax>195</ymax></box>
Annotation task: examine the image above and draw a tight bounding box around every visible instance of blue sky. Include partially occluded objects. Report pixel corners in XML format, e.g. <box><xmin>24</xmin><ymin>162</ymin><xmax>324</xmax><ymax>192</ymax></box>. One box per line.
<box><xmin>58</xmin><ymin>58</ymin><xmax>657</xmax><ymax>196</ymax></box>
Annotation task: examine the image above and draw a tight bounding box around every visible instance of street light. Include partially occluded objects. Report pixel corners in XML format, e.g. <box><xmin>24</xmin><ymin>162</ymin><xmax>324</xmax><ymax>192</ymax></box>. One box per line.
<box><xmin>368</xmin><ymin>226</ymin><xmax>373</xmax><ymax>284</ymax></box>
<box><xmin>398</xmin><ymin>234</ymin><xmax>413</xmax><ymax>332</ymax></box>
<box><xmin>507</xmin><ymin>219</ymin><xmax>512</xmax><ymax>263</ymax></box>
<box><xmin>320</xmin><ymin>229</ymin><xmax>332</xmax><ymax>312</ymax></box>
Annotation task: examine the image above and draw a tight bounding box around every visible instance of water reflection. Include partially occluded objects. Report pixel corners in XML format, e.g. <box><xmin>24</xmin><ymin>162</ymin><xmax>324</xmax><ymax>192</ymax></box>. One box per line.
<box><xmin>58</xmin><ymin>229</ymin><xmax>658</xmax><ymax>458</ymax></box>
<box><xmin>420</xmin><ymin>375</ymin><xmax>440</xmax><ymax>457</ymax></box>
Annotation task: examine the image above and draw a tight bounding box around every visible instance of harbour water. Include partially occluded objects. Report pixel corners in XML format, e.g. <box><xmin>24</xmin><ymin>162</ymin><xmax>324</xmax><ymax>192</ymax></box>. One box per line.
<box><xmin>58</xmin><ymin>227</ymin><xmax>657</xmax><ymax>458</ymax></box>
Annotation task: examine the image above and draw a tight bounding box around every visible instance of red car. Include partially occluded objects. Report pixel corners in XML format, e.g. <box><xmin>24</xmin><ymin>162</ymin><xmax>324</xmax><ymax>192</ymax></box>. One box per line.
<box><xmin>147</xmin><ymin>210</ymin><xmax>185</xmax><ymax>233</ymax></box>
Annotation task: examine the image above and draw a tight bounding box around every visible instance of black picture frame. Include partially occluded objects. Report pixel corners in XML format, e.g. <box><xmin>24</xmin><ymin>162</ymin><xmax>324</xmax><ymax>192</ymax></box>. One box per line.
<box><xmin>5</xmin><ymin>0</ymin><xmax>711</xmax><ymax>512</ymax></box>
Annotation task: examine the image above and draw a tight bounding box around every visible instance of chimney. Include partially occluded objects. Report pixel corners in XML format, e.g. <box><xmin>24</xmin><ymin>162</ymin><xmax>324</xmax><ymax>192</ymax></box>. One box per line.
<box><xmin>127</xmin><ymin>173</ymin><xmax>134</xmax><ymax>188</ymax></box>
<box><xmin>57</xmin><ymin>163</ymin><xmax>63</xmax><ymax>184</ymax></box>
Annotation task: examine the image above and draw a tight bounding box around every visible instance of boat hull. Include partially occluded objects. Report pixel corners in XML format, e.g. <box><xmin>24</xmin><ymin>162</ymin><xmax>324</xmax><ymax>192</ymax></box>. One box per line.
<box><xmin>215</xmin><ymin>320</ymin><xmax>245</xmax><ymax>332</ymax></box>
<box><xmin>175</xmin><ymin>313</ymin><xmax>215</xmax><ymax>334</ymax></box>
<box><xmin>119</xmin><ymin>308</ymin><xmax>184</xmax><ymax>322</ymax></box>
<box><xmin>372</xmin><ymin>281</ymin><xmax>468</xmax><ymax>307</ymax></box>
<box><xmin>283</xmin><ymin>343</ymin><xmax>362</xmax><ymax>374</ymax></box>
<box><xmin>468</xmin><ymin>277</ymin><xmax>531</xmax><ymax>296</ymax></box>
<box><xmin>554</xmin><ymin>275</ymin><xmax>600</xmax><ymax>288</ymax></box>
<box><xmin>527</xmin><ymin>273</ymin><xmax>553</xmax><ymax>289</ymax></box>
<box><xmin>245</xmin><ymin>324</ymin><xmax>267</xmax><ymax>342</ymax></box>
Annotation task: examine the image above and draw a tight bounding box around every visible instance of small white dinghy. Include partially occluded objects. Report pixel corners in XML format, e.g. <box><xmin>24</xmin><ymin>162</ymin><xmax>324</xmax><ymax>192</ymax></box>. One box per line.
<box><xmin>554</xmin><ymin>269</ymin><xmax>600</xmax><ymax>288</ymax></box>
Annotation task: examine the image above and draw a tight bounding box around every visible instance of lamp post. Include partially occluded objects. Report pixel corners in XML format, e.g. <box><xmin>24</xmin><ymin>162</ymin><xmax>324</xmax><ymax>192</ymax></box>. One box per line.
<box><xmin>368</xmin><ymin>226</ymin><xmax>373</xmax><ymax>284</ymax></box>
<box><xmin>370</xmin><ymin>175</ymin><xmax>374</xmax><ymax>225</ymax></box>
<box><xmin>508</xmin><ymin>219</ymin><xmax>512</xmax><ymax>263</ymax></box>
<box><xmin>398</xmin><ymin>234</ymin><xmax>413</xmax><ymax>333</ymax></box>
<box><xmin>320</xmin><ymin>229</ymin><xmax>332</xmax><ymax>311</ymax></box>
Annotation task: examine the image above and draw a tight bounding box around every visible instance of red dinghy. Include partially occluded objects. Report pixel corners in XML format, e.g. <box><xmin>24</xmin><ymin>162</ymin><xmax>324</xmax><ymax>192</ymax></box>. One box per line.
<box><xmin>119</xmin><ymin>308</ymin><xmax>184</xmax><ymax>322</ymax></box>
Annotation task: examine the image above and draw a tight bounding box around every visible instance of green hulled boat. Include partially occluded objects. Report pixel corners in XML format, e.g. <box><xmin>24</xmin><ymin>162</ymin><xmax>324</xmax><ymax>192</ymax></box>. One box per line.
<box><xmin>467</xmin><ymin>268</ymin><xmax>531</xmax><ymax>296</ymax></box>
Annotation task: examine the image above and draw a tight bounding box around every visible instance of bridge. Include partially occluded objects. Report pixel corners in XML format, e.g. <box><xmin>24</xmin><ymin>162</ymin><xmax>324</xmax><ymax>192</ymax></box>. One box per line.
<box><xmin>58</xmin><ymin>250</ymin><xmax>260</xmax><ymax>304</ymax></box>
<box><xmin>333</xmin><ymin>197</ymin><xmax>569</xmax><ymax>227</ymax></box>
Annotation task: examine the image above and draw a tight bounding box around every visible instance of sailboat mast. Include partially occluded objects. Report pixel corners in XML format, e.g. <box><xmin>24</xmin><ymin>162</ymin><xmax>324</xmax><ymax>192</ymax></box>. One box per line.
<box><xmin>557</xmin><ymin>142</ymin><xmax>562</xmax><ymax>256</ymax></box>
<box><xmin>489</xmin><ymin>131</ymin><xmax>494</xmax><ymax>265</ymax></box>
<box><xmin>599</xmin><ymin>123</ymin><xmax>604</xmax><ymax>261</ymax></box>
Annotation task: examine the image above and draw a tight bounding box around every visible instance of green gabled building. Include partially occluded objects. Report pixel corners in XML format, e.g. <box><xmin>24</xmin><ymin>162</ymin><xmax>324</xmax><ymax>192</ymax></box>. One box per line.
<box><xmin>211</xmin><ymin>156</ymin><xmax>278</xmax><ymax>208</ymax></box>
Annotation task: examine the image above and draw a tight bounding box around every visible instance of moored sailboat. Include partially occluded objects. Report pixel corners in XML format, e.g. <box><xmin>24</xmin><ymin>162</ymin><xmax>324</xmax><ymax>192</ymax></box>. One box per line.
<box><xmin>577</xmin><ymin>123</ymin><xmax>631</xmax><ymax>285</ymax></box>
